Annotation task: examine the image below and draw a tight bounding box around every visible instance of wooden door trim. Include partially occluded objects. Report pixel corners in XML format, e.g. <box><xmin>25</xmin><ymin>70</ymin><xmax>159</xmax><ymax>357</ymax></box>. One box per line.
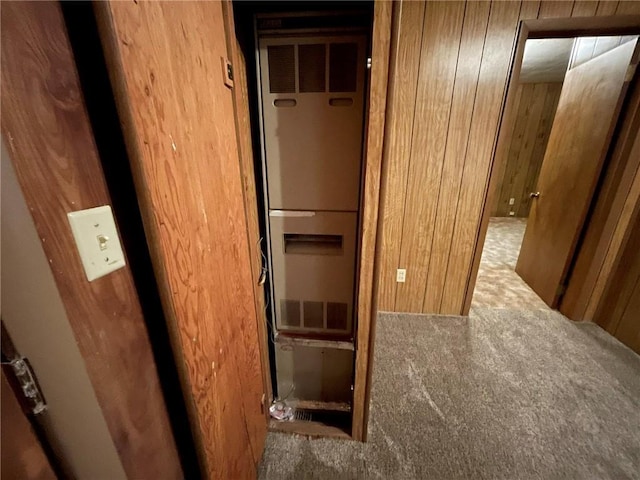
<box><xmin>464</xmin><ymin>15</ymin><xmax>640</xmax><ymax>315</ymax></box>
<box><xmin>561</xmin><ymin>51</ymin><xmax>640</xmax><ymax>320</ymax></box>
<box><xmin>351</xmin><ymin>0</ymin><xmax>393</xmax><ymax>442</ymax></box>
<box><xmin>584</xmin><ymin>100</ymin><xmax>640</xmax><ymax>320</ymax></box>
<box><xmin>220</xmin><ymin>0</ymin><xmax>273</xmax><ymax>426</ymax></box>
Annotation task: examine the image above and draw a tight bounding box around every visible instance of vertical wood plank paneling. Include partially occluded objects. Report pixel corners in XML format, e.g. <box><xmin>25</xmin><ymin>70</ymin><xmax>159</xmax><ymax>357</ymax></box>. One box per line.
<box><xmin>421</xmin><ymin>1</ymin><xmax>491</xmax><ymax>312</ymax></box>
<box><xmin>0</xmin><ymin>3</ymin><xmax>181</xmax><ymax>478</ymax></box>
<box><xmin>583</xmin><ymin>127</ymin><xmax>640</xmax><ymax>320</ymax></box>
<box><xmin>490</xmin><ymin>85</ymin><xmax>524</xmax><ymax>216</ymax></box>
<box><xmin>539</xmin><ymin>1</ymin><xmax>575</xmax><ymax>18</ymax></box>
<box><xmin>495</xmin><ymin>84</ymin><xmax>536</xmax><ymax>216</ymax></box>
<box><xmin>352</xmin><ymin>0</ymin><xmax>393</xmax><ymax>441</ymax></box>
<box><xmin>379</xmin><ymin>0</ymin><xmax>638</xmax><ymax>315</ymax></box>
<box><xmin>495</xmin><ymin>83</ymin><xmax>563</xmax><ymax>218</ymax></box>
<box><xmin>614</xmin><ymin>278</ymin><xmax>640</xmax><ymax>353</ymax></box>
<box><xmin>572</xmin><ymin>1</ymin><xmax>599</xmax><ymax>16</ymax></box>
<box><xmin>517</xmin><ymin>84</ymin><xmax>562</xmax><ymax>216</ymax></box>
<box><xmin>505</xmin><ymin>83</ymin><xmax>548</xmax><ymax>213</ymax></box>
<box><xmin>97</xmin><ymin>2</ymin><xmax>265</xmax><ymax>477</ymax></box>
<box><xmin>593</xmin><ymin>169</ymin><xmax>640</xmax><ymax>354</ymax></box>
<box><xmin>521</xmin><ymin>0</ymin><xmax>543</xmax><ymax>20</ymax></box>
<box><xmin>596</xmin><ymin>1</ymin><xmax>620</xmax><ymax>15</ymax></box>
<box><xmin>376</xmin><ymin>1</ymin><xmax>426</xmax><ymax>311</ymax></box>
<box><xmin>616</xmin><ymin>1</ymin><xmax>640</xmax><ymax>15</ymax></box>
<box><xmin>440</xmin><ymin>1</ymin><xmax>522</xmax><ymax>313</ymax></box>
<box><xmin>594</xmin><ymin>200</ymin><xmax>640</xmax><ymax>333</ymax></box>
<box><xmin>463</xmin><ymin>0</ymin><xmax>540</xmax><ymax>314</ymax></box>
<box><xmin>395</xmin><ymin>1</ymin><xmax>466</xmax><ymax>312</ymax></box>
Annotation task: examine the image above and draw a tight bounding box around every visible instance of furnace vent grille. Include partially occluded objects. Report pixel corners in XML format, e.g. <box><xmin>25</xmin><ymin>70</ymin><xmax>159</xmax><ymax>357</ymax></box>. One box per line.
<box><xmin>267</xmin><ymin>42</ymin><xmax>359</xmax><ymax>94</ymax></box>
<box><xmin>278</xmin><ymin>300</ymin><xmax>349</xmax><ymax>333</ymax></box>
<box><xmin>268</xmin><ymin>45</ymin><xmax>295</xmax><ymax>93</ymax></box>
<box><xmin>281</xmin><ymin>299</ymin><xmax>301</xmax><ymax>327</ymax></box>
<box><xmin>299</xmin><ymin>44</ymin><xmax>326</xmax><ymax>93</ymax></box>
<box><xmin>329</xmin><ymin>43</ymin><xmax>358</xmax><ymax>92</ymax></box>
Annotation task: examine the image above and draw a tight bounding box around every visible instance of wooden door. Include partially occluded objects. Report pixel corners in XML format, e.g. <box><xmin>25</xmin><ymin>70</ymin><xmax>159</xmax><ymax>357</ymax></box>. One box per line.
<box><xmin>1</xmin><ymin>372</ymin><xmax>56</xmax><ymax>480</ymax></box>
<box><xmin>96</xmin><ymin>2</ymin><xmax>267</xmax><ymax>477</ymax></box>
<box><xmin>516</xmin><ymin>39</ymin><xmax>637</xmax><ymax>307</ymax></box>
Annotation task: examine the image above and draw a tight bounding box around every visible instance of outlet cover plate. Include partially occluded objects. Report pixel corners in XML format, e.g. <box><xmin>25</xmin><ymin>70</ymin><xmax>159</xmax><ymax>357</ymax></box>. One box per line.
<box><xmin>396</xmin><ymin>268</ymin><xmax>406</xmax><ymax>283</ymax></box>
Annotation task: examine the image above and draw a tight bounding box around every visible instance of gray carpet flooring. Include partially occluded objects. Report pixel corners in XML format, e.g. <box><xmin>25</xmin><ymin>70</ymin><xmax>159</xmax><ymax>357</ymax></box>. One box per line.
<box><xmin>259</xmin><ymin>309</ymin><xmax>640</xmax><ymax>479</ymax></box>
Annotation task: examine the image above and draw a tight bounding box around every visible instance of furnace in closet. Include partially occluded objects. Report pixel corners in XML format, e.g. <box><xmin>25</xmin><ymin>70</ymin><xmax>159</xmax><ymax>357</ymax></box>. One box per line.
<box><xmin>256</xmin><ymin>14</ymin><xmax>368</xmax><ymax>407</ymax></box>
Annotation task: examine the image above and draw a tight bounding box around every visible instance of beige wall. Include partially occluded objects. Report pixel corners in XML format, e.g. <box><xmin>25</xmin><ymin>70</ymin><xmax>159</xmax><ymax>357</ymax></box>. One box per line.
<box><xmin>1</xmin><ymin>140</ymin><xmax>126</xmax><ymax>479</ymax></box>
<box><xmin>376</xmin><ymin>0</ymin><xmax>640</xmax><ymax>315</ymax></box>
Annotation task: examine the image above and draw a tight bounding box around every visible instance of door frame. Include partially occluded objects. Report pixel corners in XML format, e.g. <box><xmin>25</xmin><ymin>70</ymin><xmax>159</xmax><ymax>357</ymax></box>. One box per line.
<box><xmin>351</xmin><ymin>0</ymin><xmax>393</xmax><ymax>442</ymax></box>
<box><xmin>227</xmin><ymin>2</ymin><xmax>392</xmax><ymax>442</ymax></box>
<box><xmin>464</xmin><ymin>15</ymin><xmax>640</xmax><ymax>315</ymax></box>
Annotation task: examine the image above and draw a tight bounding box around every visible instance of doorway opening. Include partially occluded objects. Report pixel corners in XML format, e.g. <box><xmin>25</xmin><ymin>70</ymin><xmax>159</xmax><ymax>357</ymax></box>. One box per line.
<box><xmin>232</xmin><ymin>2</ymin><xmax>381</xmax><ymax>438</ymax></box>
<box><xmin>471</xmin><ymin>25</ymin><xmax>639</xmax><ymax>314</ymax></box>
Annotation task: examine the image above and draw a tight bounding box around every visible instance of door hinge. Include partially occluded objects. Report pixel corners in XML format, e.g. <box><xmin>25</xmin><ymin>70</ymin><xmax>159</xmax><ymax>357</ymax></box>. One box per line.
<box><xmin>4</xmin><ymin>357</ymin><xmax>47</xmax><ymax>415</ymax></box>
<box><xmin>221</xmin><ymin>57</ymin><xmax>234</xmax><ymax>89</ymax></box>
<box><xmin>625</xmin><ymin>63</ymin><xmax>637</xmax><ymax>83</ymax></box>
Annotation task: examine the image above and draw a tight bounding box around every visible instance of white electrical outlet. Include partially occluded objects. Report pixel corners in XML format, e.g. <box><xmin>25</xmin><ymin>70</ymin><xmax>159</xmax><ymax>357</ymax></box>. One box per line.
<box><xmin>396</xmin><ymin>268</ymin><xmax>406</xmax><ymax>283</ymax></box>
<box><xmin>509</xmin><ymin>198</ymin><xmax>515</xmax><ymax>205</ymax></box>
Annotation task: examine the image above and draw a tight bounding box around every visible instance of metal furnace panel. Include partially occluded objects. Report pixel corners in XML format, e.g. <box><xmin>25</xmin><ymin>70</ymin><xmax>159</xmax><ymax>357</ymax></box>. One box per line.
<box><xmin>269</xmin><ymin>211</ymin><xmax>357</xmax><ymax>335</ymax></box>
<box><xmin>275</xmin><ymin>344</ymin><xmax>353</xmax><ymax>403</ymax></box>
<box><xmin>259</xmin><ymin>35</ymin><xmax>367</xmax><ymax>211</ymax></box>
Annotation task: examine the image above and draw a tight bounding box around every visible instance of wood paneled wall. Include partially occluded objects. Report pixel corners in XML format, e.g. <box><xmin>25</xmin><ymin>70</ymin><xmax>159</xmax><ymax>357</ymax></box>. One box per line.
<box><xmin>595</xmin><ymin>204</ymin><xmax>640</xmax><ymax>354</ymax></box>
<box><xmin>377</xmin><ymin>0</ymin><xmax>640</xmax><ymax>314</ymax></box>
<box><xmin>493</xmin><ymin>82</ymin><xmax>562</xmax><ymax>217</ymax></box>
<box><xmin>96</xmin><ymin>2</ymin><xmax>267</xmax><ymax>477</ymax></box>
<box><xmin>0</xmin><ymin>3</ymin><xmax>181</xmax><ymax>478</ymax></box>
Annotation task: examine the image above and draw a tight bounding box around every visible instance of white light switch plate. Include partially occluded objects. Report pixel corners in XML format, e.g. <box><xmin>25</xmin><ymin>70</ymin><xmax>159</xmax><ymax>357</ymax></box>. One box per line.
<box><xmin>67</xmin><ymin>206</ymin><xmax>126</xmax><ymax>281</ymax></box>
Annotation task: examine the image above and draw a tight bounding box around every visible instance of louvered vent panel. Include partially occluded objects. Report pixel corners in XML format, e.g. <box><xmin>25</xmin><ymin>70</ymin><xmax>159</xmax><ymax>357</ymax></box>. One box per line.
<box><xmin>298</xmin><ymin>44</ymin><xmax>326</xmax><ymax>92</ymax></box>
<box><xmin>303</xmin><ymin>301</ymin><xmax>324</xmax><ymax>328</ymax></box>
<box><xmin>327</xmin><ymin>302</ymin><xmax>348</xmax><ymax>330</ymax></box>
<box><xmin>268</xmin><ymin>45</ymin><xmax>296</xmax><ymax>93</ymax></box>
<box><xmin>281</xmin><ymin>299</ymin><xmax>301</xmax><ymax>327</ymax></box>
<box><xmin>329</xmin><ymin>43</ymin><xmax>358</xmax><ymax>92</ymax></box>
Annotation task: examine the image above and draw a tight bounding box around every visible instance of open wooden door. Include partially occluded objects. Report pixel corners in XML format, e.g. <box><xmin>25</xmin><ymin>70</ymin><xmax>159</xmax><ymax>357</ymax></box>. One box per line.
<box><xmin>516</xmin><ymin>39</ymin><xmax>638</xmax><ymax>307</ymax></box>
<box><xmin>95</xmin><ymin>2</ymin><xmax>268</xmax><ymax>478</ymax></box>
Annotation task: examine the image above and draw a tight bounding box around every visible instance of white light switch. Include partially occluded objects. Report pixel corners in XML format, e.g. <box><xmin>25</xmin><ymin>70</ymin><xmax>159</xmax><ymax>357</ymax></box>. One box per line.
<box><xmin>67</xmin><ymin>206</ymin><xmax>126</xmax><ymax>281</ymax></box>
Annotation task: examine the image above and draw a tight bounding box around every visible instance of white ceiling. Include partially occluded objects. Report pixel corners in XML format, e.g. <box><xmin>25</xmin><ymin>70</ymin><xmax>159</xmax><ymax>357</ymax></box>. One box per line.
<box><xmin>520</xmin><ymin>38</ymin><xmax>574</xmax><ymax>83</ymax></box>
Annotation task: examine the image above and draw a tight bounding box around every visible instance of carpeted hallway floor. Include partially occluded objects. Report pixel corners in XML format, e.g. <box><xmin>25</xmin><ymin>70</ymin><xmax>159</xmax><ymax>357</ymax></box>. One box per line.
<box><xmin>259</xmin><ymin>217</ymin><xmax>640</xmax><ymax>479</ymax></box>
<box><xmin>259</xmin><ymin>310</ymin><xmax>640</xmax><ymax>479</ymax></box>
